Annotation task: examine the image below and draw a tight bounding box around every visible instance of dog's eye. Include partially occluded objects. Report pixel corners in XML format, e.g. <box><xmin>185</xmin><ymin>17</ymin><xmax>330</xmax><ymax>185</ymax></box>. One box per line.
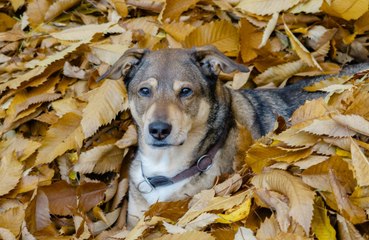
<box><xmin>138</xmin><ymin>87</ymin><xmax>151</xmax><ymax>97</ymax></box>
<box><xmin>179</xmin><ymin>88</ymin><xmax>193</xmax><ymax>97</ymax></box>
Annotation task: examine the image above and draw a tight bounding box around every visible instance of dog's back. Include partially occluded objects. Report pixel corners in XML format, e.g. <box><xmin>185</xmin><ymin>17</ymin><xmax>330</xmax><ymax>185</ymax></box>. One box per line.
<box><xmin>233</xmin><ymin>62</ymin><xmax>369</xmax><ymax>137</ymax></box>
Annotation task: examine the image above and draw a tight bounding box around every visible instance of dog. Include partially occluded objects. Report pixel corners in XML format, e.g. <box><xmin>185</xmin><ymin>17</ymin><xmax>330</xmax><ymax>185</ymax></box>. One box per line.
<box><xmin>97</xmin><ymin>46</ymin><xmax>369</xmax><ymax>228</ymax></box>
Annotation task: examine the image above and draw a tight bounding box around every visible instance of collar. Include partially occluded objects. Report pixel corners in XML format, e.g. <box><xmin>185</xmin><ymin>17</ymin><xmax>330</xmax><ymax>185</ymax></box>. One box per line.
<box><xmin>137</xmin><ymin>126</ymin><xmax>230</xmax><ymax>194</ymax></box>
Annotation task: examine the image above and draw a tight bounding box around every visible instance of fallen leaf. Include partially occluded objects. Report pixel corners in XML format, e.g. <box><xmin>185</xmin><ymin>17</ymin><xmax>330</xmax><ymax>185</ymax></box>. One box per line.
<box><xmin>252</xmin><ymin>170</ymin><xmax>315</xmax><ymax>235</ymax></box>
<box><xmin>237</xmin><ymin>0</ymin><xmax>300</xmax><ymax>15</ymax></box>
<box><xmin>161</xmin><ymin>0</ymin><xmax>200</xmax><ymax>21</ymax></box>
<box><xmin>321</xmin><ymin>0</ymin><xmax>369</xmax><ymax>20</ymax></box>
<box><xmin>36</xmin><ymin>112</ymin><xmax>84</xmax><ymax>165</ymax></box>
<box><xmin>0</xmin><ymin>153</ymin><xmax>23</xmax><ymax>196</ymax></box>
<box><xmin>81</xmin><ymin>80</ymin><xmax>128</xmax><ymax>138</ymax></box>
<box><xmin>184</xmin><ymin>20</ymin><xmax>239</xmax><ymax>56</ymax></box>
<box><xmin>311</xmin><ymin>197</ymin><xmax>336</xmax><ymax>240</ymax></box>
<box><xmin>350</xmin><ymin>139</ymin><xmax>369</xmax><ymax>187</ymax></box>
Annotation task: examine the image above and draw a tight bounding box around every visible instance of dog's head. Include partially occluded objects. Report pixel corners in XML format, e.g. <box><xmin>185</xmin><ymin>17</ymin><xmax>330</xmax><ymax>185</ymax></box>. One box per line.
<box><xmin>98</xmin><ymin>46</ymin><xmax>248</xmax><ymax>148</ymax></box>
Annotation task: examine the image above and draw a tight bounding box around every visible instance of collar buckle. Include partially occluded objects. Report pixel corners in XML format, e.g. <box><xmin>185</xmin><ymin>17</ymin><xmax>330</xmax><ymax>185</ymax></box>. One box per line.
<box><xmin>196</xmin><ymin>154</ymin><xmax>213</xmax><ymax>172</ymax></box>
<box><xmin>137</xmin><ymin>172</ymin><xmax>154</xmax><ymax>194</ymax></box>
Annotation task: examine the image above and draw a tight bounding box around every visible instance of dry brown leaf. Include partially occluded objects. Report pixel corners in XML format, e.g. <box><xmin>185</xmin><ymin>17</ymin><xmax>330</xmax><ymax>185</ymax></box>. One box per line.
<box><xmin>0</xmin><ymin>153</ymin><xmax>23</xmax><ymax>196</ymax></box>
<box><xmin>183</xmin><ymin>20</ymin><xmax>239</xmax><ymax>57</ymax></box>
<box><xmin>328</xmin><ymin>170</ymin><xmax>367</xmax><ymax>224</ymax></box>
<box><xmin>256</xmin><ymin>215</ymin><xmax>280</xmax><ymax>240</ymax></box>
<box><xmin>50</xmin><ymin>23</ymin><xmax>115</xmax><ymax>41</ymax></box>
<box><xmin>0</xmin><ymin>200</ymin><xmax>25</xmax><ymax>236</ymax></box>
<box><xmin>301</xmin><ymin>117</ymin><xmax>356</xmax><ymax>137</ymax></box>
<box><xmin>259</xmin><ymin>12</ymin><xmax>279</xmax><ymax>48</ymax></box>
<box><xmin>321</xmin><ymin>0</ymin><xmax>369</xmax><ymax>20</ymax></box>
<box><xmin>162</xmin><ymin>22</ymin><xmax>195</xmax><ymax>42</ymax></box>
<box><xmin>291</xmin><ymin>98</ymin><xmax>328</xmax><ymax>125</ymax></box>
<box><xmin>284</xmin><ymin>20</ymin><xmax>322</xmax><ymax>70</ymax></box>
<box><xmin>111</xmin><ymin>0</ymin><xmax>128</xmax><ymax>18</ymax></box>
<box><xmin>240</xmin><ymin>18</ymin><xmax>263</xmax><ymax>62</ymax></box>
<box><xmin>161</xmin><ymin>0</ymin><xmax>200</xmax><ymax>21</ymax></box>
<box><xmin>81</xmin><ymin>80</ymin><xmax>128</xmax><ymax>138</ymax></box>
<box><xmin>252</xmin><ymin>170</ymin><xmax>315</xmax><ymax>235</ymax></box>
<box><xmin>115</xmin><ymin>124</ymin><xmax>138</xmax><ymax>149</ymax></box>
<box><xmin>332</xmin><ymin>114</ymin><xmax>369</xmax><ymax>136</ymax></box>
<box><xmin>237</xmin><ymin>0</ymin><xmax>300</xmax><ymax>15</ymax></box>
<box><xmin>74</xmin><ymin>144</ymin><xmax>125</xmax><ymax>174</ymax></box>
<box><xmin>336</xmin><ymin>214</ymin><xmax>365</xmax><ymax>240</ymax></box>
<box><xmin>178</xmin><ymin>190</ymin><xmax>251</xmax><ymax>226</ymax></box>
<box><xmin>350</xmin><ymin>139</ymin><xmax>369</xmax><ymax>187</ymax></box>
<box><xmin>36</xmin><ymin>112</ymin><xmax>84</xmax><ymax>165</ymax></box>
<box><xmin>44</xmin><ymin>0</ymin><xmax>81</xmax><ymax>22</ymax></box>
<box><xmin>253</xmin><ymin>60</ymin><xmax>305</xmax><ymax>86</ymax></box>
<box><xmin>26</xmin><ymin>0</ymin><xmax>51</xmax><ymax>28</ymax></box>
<box><xmin>213</xmin><ymin>173</ymin><xmax>242</xmax><ymax>196</ymax></box>
<box><xmin>255</xmin><ymin>189</ymin><xmax>290</xmax><ymax>232</ymax></box>
<box><xmin>289</xmin><ymin>0</ymin><xmax>323</xmax><ymax>14</ymax></box>
<box><xmin>159</xmin><ymin>230</ymin><xmax>215</xmax><ymax>240</ymax></box>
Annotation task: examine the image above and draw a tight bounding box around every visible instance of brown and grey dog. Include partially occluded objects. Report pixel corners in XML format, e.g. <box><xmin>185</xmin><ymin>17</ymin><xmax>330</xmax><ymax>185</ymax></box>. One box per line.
<box><xmin>98</xmin><ymin>46</ymin><xmax>369</xmax><ymax>227</ymax></box>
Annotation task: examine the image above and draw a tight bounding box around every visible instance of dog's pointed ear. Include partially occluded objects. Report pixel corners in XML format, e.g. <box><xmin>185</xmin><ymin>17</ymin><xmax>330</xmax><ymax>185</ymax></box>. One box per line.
<box><xmin>192</xmin><ymin>45</ymin><xmax>249</xmax><ymax>76</ymax></box>
<box><xmin>96</xmin><ymin>48</ymin><xmax>149</xmax><ymax>82</ymax></box>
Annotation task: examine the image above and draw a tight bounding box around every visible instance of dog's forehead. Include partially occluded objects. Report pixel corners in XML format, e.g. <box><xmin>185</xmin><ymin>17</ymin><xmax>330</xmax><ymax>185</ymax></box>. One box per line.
<box><xmin>134</xmin><ymin>49</ymin><xmax>200</xmax><ymax>83</ymax></box>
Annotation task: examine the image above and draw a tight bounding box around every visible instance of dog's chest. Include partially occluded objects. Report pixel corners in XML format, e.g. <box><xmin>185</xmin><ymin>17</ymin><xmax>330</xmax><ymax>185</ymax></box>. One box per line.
<box><xmin>130</xmin><ymin>150</ymin><xmax>194</xmax><ymax>205</ymax></box>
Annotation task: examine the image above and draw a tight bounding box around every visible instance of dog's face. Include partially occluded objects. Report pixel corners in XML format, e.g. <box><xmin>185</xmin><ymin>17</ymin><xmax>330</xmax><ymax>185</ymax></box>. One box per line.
<box><xmin>99</xmin><ymin>46</ymin><xmax>248</xmax><ymax>148</ymax></box>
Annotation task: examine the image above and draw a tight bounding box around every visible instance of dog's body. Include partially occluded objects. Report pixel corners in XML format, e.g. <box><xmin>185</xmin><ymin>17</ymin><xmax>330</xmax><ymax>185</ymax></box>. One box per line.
<box><xmin>98</xmin><ymin>46</ymin><xmax>369</xmax><ymax>228</ymax></box>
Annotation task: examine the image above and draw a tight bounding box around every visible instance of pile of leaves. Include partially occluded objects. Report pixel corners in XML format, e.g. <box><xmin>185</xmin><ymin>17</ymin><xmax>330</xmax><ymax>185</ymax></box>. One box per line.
<box><xmin>1</xmin><ymin>0</ymin><xmax>369</xmax><ymax>239</ymax></box>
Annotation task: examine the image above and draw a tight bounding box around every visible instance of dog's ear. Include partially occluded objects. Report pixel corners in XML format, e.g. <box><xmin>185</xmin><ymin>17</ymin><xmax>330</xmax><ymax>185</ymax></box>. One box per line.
<box><xmin>96</xmin><ymin>48</ymin><xmax>149</xmax><ymax>82</ymax></box>
<box><xmin>192</xmin><ymin>45</ymin><xmax>249</xmax><ymax>76</ymax></box>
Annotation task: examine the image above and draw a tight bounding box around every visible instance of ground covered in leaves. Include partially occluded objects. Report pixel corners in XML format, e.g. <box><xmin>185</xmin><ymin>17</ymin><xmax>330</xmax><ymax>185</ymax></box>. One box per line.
<box><xmin>1</xmin><ymin>0</ymin><xmax>369</xmax><ymax>239</ymax></box>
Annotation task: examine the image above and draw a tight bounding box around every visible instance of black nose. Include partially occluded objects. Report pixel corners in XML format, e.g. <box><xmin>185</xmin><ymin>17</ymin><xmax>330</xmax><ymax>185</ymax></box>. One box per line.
<box><xmin>149</xmin><ymin>121</ymin><xmax>172</xmax><ymax>140</ymax></box>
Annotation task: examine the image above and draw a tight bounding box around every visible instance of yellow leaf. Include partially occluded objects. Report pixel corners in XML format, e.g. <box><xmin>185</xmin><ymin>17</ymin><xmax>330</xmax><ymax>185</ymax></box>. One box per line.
<box><xmin>336</xmin><ymin>214</ymin><xmax>365</xmax><ymax>240</ymax></box>
<box><xmin>216</xmin><ymin>198</ymin><xmax>251</xmax><ymax>224</ymax></box>
<box><xmin>252</xmin><ymin>170</ymin><xmax>315</xmax><ymax>235</ymax></box>
<box><xmin>44</xmin><ymin>0</ymin><xmax>81</xmax><ymax>22</ymax></box>
<box><xmin>259</xmin><ymin>12</ymin><xmax>279</xmax><ymax>48</ymax></box>
<box><xmin>51</xmin><ymin>23</ymin><xmax>115</xmax><ymax>41</ymax></box>
<box><xmin>25</xmin><ymin>37</ymin><xmax>92</xmax><ymax>69</ymax></box>
<box><xmin>183</xmin><ymin>20</ymin><xmax>239</xmax><ymax>57</ymax></box>
<box><xmin>74</xmin><ymin>144</ymin><xmax>126</xmax><ymax>174</ymax></box>
<box><xmin>302</xmin><ymin>117</ymin><xmax>356</xmax><ymax>137</ymax></box>
<box><xmin>291</xmin><ymin>98</ymin><xmax>328</xmax><ymax>125</ymax></box>
<box><xmin>162</xmin><ymin>22</ymin><xmax>195</xmax><ymax>42</ymax></box>
<box><xmin>161</xmin><ymin>0</ymin><xmax>200</xmax><ymax>21</ymax></box>
<box><xmin>9</xmin><ymin>0</ymin><xmax>25</xmax><ymax>11</ymax></box>
<box><xmin>92</xmin><ymin>44</ymin><xmax>129</xmax><ymax>65</ymax></box>
<box><xmin>0</xmin><ymin>153</ymin><xmax>23</xmax><ymax>196</ymax></box>
<box><xmin>239</xmin><ymin>18</ymin><xmax>263</xmax><ymax>62</ymax></box>
<box><xmin>178</xmin><ymin>190</ymin><xmax>251</xmax><ymax>226</ymax></box>
<box><xmin>26</xmin><ymin>0</ymin><xmax>51</xmax><ymax>28</ymax></box>
<box><xmin>289</xmin><ymin>0</ymin><xmax>323</xmax><ymax>14</ymax></box>
<box><xmin>81</xmin><ymin>80</ymin><xmax>128</xmax><ymax>138</ymax></box>
<box><xmin>157</xmin><ymin>231</ymin><xmax>215</xmax><ymax>240</ymax></box>
<box><xmin>0</xmin><ymin>200</ymin><xmax>25</xmax><ymax>236</ymax></box>
<box><xmin>284</xmin><ymin>20</ymin><xmax>322</xmax><ymax>70</ymax></box>
<box><xmin>0</xmin><ymin>134</ymin><xmax>41</xmax><ymax>162</ymax></box>
<box><xmin>321</xmin><ymin>0</ymin><xmax>369</xmax><ymax>20</ymax></box>
<box><xmin>311</xmin><ymin>197</ymin><xmax>336</xmax><ymax>240</ymax></box>
<box><xmin>237</xmin><ymin>0</ymin><xmax>300</xmax><ymax>15</ymax></box>
<box><xmin>328</xmin><ymin>170</ymin><xmax>367</xmax><ymax>224</ymax></box>
<box><xmin>332</xmin><ymin>114</ymin><xmax>369</xmax><ymax>136</ymax></box>
<box><xmin>350</xmin><ymin>139</ymin><xmax>369</xmax><ymax>187</ymax></box>
<box><xmin>111</xmin><ymin>0</ymin><xmax>128</xmax><ymax>18</ymax></box>
<box><xmin>253</xmin><ymin>60</ymin><xmax>305</xmax><ymax>85</ymax></box>
<box><xmin>115</xmin><ymin>124</ymin><xmax>138</xmax><ymax>149</ymax></box>
<box><xmin>36</xmin><ymin>112</ymin><xmax>84</xmax><ymax>165</ymax></box>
